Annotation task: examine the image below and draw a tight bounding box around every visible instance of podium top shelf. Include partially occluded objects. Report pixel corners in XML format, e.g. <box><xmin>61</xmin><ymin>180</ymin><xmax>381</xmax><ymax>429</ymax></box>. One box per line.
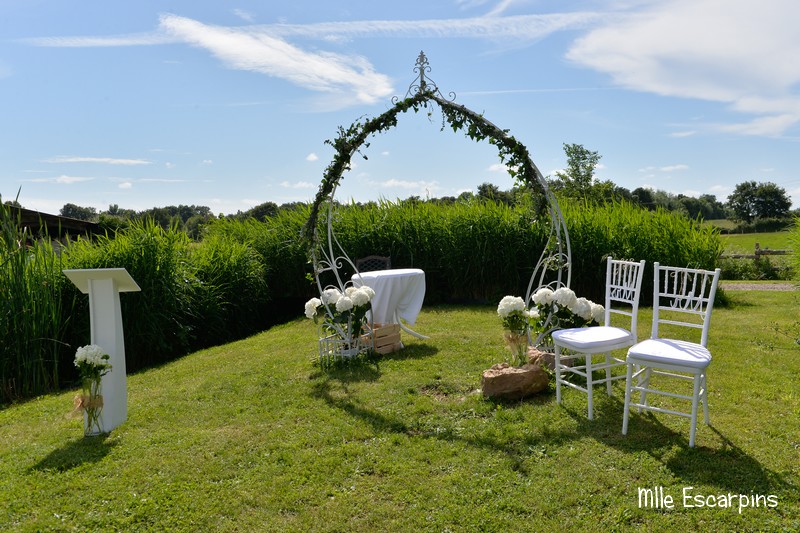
<box><xmin>63</xmin><ymin>268</ymin><xmax>141</xmax><ymax>294</ymax></box>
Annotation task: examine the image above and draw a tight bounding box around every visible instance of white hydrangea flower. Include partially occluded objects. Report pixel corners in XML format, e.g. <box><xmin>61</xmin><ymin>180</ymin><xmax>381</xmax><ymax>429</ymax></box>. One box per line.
<box><xmin>335</xmin><ymin>296</ymin><xmax>354</xmax><ymax>312</ymax></box>
<box><xmin>552</xmin><ymin>287</ymin><xmax>577</xmax><ymax>308</ymax></box>
<box><xmin>304</xmin><ymin>297</ymin><xmax>322</xmax><ymax>319</ymax></box>
<box><xmin>497</xmin><ymin>295</ymin><xmax>525</xmax><ymax>317</ymax></box>
<box><xmin>360</xmin><ymin>286</ymin><xmax>375</xmax><ymax>300</ymax></box>
<box><xmin>532</xmin><ymin>287</ymin><xmax>554</xmax><ymax>305</ymax></box>
<box><xmin>591</xmin><ymin>303</ymin><xmax>605</xmax><ymax>323</ymax></box>
<box><xmin>74</xmin><ymin>344</ymin><xmax>110</xmax><ymax>369</ymax></box>
<box><xmin>572</xmin><ymin>297</ymin><xmax>593</xmax><ymax>321</ymax></box>
<box><xmin>345</xmin><ymin>286</ymin><xmax>358</xmax><ymax>297</ymax></box>
<box><xmin>350</xmin><ymin>288</ymin><xmax>371</xmax><ymax>307</ymax></box>
<box><xmin>321</xmin><ymin>288</ymin><xmax>342</xmax><ymax>305</ymax></box>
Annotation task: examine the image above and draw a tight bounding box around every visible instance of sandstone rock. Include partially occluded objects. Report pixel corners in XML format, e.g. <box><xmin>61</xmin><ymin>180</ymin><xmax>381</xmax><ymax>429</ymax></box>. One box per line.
<box><xmin>528</xmin><ymin>347</ymin><xmax>574</xmax><ymax>371</ymax></box>
<box><xmin>481</xmin><ymin>362</ymin><xmax>549</xmax><ymax>400</ymax></box>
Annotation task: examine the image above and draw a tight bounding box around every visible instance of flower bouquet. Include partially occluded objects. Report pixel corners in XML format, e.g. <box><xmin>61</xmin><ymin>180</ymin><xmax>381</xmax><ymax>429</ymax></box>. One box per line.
<box><xmin>305</xmin><ymin>285</ymin><xmax>375</xmax><ymax>360</ymax></box>
<box><xmin>529</xmin><ymin>286</ymin><xmax>604</xmax><ymax>350</ymax></box>
<box><xmin>73</xmin><ymin>344</ymin><xmax>112</xmax><ymax>436</ymax></box>
<box><xmin>497</xmin><ymin>295</ymin><xmax>534</xmax><ymax>366</ymax></box>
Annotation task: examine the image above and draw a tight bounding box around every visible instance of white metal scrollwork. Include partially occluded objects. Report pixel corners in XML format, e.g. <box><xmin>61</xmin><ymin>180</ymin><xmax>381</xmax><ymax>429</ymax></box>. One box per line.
<box><xmin>308</xmin><ymin>52</ymin><xmax>572</xmax><ymax>363</ymax></box>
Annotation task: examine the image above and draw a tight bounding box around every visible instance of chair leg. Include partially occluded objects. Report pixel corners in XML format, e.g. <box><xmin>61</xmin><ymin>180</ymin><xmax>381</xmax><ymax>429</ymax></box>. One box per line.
<box><xmin>555</xmin><ymin>344</ymin><xmax>562</xmax><ymax>405</ymax></box>
<box><xmin>701</xmin><ymin>372</ymin><xmax>710</xmax><ymax>425</ymax></box>
<box><xmin>689</xmin><ymin>374</ymin><xmax>702</xmax><ymax>447</ymax></box>
<box><xmin>604</xmin><ymin>353</ymin><xmax>613</xmax><ymax>396</ymax></box>
<box><xmin>586</xmin><ymin>353</ymin><xmax>594</xmax><ymax>420</ymax></box>
<box><xmin>638</xmin><ymin>367</ymin><xmax>652</xmax><ymax>413</ymax></box>
<box><xmin>622</xmin><ymin>362</ymin><xmax>633</xmax><ymax>436</ymax></box>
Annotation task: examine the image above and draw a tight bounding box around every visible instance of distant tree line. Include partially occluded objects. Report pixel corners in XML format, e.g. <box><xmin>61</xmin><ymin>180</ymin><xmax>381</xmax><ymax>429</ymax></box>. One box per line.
<box><xmin>21</xmin><ymin>142</ymin><xmax>796</xmax><ymax>238</ymax></box>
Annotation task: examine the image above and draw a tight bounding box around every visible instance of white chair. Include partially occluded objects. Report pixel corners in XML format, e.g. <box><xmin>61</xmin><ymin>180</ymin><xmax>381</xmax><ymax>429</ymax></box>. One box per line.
<box><xmin>622</xmin><ymin>263</ymin><xmax>721</xmax><ymax>447</ymax></box>
<box><xmin>552</xmin><ymin>258</ymin><xmax>646</xmax><ymax>419</ymax></box>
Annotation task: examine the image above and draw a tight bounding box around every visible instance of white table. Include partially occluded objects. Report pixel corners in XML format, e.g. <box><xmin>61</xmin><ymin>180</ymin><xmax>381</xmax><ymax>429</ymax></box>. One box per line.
<box><xmin>352</xmin><ymin>268</ymin><xmax>428</xmax><ymax>339</ymax></box>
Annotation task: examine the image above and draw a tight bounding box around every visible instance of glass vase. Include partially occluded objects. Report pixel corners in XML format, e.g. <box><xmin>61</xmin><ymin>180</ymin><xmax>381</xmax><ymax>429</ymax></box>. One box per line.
<box><xmin>82</xmin><ymin>378</ymin><xmax>105</xmax><ymax>436</ymax></box>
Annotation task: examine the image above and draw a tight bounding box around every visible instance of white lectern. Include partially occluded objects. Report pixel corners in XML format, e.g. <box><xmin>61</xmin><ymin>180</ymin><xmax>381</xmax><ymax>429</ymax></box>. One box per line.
<box><xmin>63</xmin><ymin>268</ymin><xmax>141</xmax><ymax>434</ymax></box>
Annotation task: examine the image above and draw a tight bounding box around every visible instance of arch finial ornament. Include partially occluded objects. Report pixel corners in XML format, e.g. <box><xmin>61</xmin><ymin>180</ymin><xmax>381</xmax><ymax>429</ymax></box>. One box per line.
<box><xmin>305</xmin><ymin>53</ymin><xmax>571</xmax><ymax>365</ymax></box>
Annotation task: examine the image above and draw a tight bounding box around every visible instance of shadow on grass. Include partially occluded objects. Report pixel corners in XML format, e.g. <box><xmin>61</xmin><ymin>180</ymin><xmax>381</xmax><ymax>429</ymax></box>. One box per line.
<box><xmin>560</xmin><ymin>399</ymin><xmax>798</xmax><ymax>497</ymax></box>
<box><xmin>30</xmin><ymin>433</ymin><xmax>117</xmax><ymax>473</ymax></box>
<box><xmin>311</xmin><ymin>372</ymin><xmax>797</xmax><ymax>498</ymax></box>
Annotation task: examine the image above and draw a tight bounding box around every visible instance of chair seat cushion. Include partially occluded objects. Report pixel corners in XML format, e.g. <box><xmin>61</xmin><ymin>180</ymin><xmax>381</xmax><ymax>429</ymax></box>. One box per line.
<box><xmin>627</xmin><ymin>338</ymin><xmax>711</xmax><ymax>369</ymax></box>
<box><xmin>552</xmin><ymin>326</ymin><xmax>633</xmax><ymax>351</ymax></box>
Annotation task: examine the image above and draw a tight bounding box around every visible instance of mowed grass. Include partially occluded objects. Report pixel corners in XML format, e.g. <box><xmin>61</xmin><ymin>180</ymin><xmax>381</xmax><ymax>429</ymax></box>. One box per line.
<box><xmin>1</xmin><ymin>292</ymin><xmax>798</xmax><ymax>531</ymax></box>
<box><xmin>721</xmin><ymin>231</ymin><xmax>794</xmax><ymax>254</ymax></box>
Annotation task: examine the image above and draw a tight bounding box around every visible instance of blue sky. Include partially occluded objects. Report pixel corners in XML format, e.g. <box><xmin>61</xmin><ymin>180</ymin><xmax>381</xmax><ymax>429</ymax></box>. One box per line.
<box><xmin>2</xmin><ymin>0</ymin><xmax>799</xmax><ymax>215</ymax></box>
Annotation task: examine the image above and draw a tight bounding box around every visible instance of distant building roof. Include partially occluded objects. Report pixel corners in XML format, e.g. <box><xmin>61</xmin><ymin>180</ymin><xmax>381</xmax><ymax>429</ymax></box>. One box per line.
<box><xmin>10</xmin><ymin>206</ymin><xmax>101</xmax><ymax>239</ymax></box>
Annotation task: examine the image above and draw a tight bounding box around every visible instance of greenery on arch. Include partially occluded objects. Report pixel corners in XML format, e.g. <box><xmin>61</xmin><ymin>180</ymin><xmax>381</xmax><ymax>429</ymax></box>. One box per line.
<box><xmin>303</xmin><ymin>90</ymin><xmax>550</xmax><ymax>242</ymax></box>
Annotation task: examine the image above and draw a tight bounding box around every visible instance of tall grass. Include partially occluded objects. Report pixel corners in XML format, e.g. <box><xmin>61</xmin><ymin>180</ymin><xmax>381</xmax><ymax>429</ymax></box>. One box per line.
<box><xmin>0</xmin><ymin>202</ymin><xmax>69</xmax><ymax>399</ymax></box>
<box><xmin>3</xmin><ymin>199</ymin><xmax>725</xmax><ymax>402</ymax></box>
<box><xmin>790</xmin><ymin>216</ymin><xmax>800</xmax><ymax>282</ymax></box>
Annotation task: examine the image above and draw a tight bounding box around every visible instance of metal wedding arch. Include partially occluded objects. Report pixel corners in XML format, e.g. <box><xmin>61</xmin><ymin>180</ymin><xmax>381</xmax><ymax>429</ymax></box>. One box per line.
<box><xmin>304</xmin><ymin>52</ymin><xmax>572</xmax><ymax>364</ymax></box>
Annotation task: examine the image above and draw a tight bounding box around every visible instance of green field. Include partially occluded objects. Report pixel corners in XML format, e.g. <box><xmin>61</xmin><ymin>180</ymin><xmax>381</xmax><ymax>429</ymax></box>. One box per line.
<box><xmin>720</xmin><ymin>231</ymin><xmax>794</xmax><ymax>254</ymax></box>
<box><xmin>2</xmin><ymin>292</ymin><xmax>798</xmax><ymax>531</ymax></box>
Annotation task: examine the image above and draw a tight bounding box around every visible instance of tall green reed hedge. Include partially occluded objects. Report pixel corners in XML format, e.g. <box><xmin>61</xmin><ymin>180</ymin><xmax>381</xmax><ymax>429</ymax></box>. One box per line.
<box><xmin>2</xmin><ymin>198</ymin><xmax>723</xmax><ymax>402</ymax></box>
<box><xmin>0</xmin><ymin>203</ymin><xmax>68</xmax><ymax>400</ymax></box>
<box><xmin>790</xmin><ymin>216</ymin><xmax>800</xmax><ymax>282</ymax></box>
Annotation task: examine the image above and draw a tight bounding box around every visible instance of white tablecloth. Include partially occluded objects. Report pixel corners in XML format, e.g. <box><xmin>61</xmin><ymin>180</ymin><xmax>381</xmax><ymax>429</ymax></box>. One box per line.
<box><xmin>352</xmin><ymin>268</ymin><xmax>426</xmax><ymax>326</ymax></box>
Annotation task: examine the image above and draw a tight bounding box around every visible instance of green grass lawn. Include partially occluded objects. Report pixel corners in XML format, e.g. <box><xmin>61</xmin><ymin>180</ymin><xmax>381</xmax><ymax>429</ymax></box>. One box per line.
<box><xmin>720</xmin><ymin>231</ymin><xmax>794</xmax><ymax>254</ymax></box>
<box><xmin>2</xmin><ymin>292</ymin><xmax>799</xmax><ymax>531</ymax></box>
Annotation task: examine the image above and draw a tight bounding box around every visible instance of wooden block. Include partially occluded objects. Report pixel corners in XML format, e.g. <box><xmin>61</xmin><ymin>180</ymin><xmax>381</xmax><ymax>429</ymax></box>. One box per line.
<box><xmin>374</xmin><ymin>332</ymin><xmax>401</xmax><ymax>349</ymax></box>
<box><xmin>372</xmin><ymin>323</ymin><xmax>401</xmax><ymax>338</ymax></box>
<box><xmin>375</xmin><ymin>342</ymin><xmax>402</xmax><ymax>354</ymax></box>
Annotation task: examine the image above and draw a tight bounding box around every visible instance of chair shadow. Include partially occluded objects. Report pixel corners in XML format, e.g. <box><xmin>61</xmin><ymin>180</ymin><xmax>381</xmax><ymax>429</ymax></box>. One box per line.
<box><xmin>311</xmin><ymin>373</ymin><xmax>796</xmax><ymax>495</ymax></box>
<box><xmin>30</xmin><ymin>433</ymin><xmax>117</xmax><ymax>473</ymax></box>
<box><xmin>562</xmin><ymin>398</ymin><xmax>797</xmax><ymax>495</ymax></box>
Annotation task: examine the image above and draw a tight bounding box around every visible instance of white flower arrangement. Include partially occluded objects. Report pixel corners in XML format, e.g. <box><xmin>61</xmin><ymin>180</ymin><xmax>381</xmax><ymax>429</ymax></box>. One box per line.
<box><xmin>530</xmin><ymin>286</ymin><xmax>604</xmax><ymax>347</ymax></box>
<box><xmin>305</xmin><ymin>285</ymin><xmax>375</xmax><ymax>342</ymax></box>
<box><xmin>73</xmin><ymin>344</ymin><xmax>112</xmax><ymax>435</ymax></box>
<box><xmin>497</xmin><ymin>295</ymin><xmax>535</xmax><ymax>366</ymax></box>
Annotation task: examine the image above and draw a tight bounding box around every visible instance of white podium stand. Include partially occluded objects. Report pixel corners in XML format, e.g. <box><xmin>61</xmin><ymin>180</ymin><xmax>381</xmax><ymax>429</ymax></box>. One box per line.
<box><xmin>63</xmin><ymin>268</ymin><xmax>141</xmax><ymax>433</ymax></box>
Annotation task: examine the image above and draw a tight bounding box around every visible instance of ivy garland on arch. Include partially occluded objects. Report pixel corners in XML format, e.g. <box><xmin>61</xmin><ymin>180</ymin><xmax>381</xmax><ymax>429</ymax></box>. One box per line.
<box><xmin>304</xmin><ymin>52</ymin><xmax>571</xmax><ymax>365</ymax></box>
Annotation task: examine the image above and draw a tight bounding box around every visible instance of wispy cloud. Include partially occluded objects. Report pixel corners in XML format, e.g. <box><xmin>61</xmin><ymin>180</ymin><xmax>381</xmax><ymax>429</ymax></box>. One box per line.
<box><xmin>22</xmin><ymin>11</ymin><xmax>602</xmax><ymax>109</ymax></box>
<box><xmin>306</xmin><ymin>153</ymin><xmax>319</xmax><ymax>161</ymax></box>
<box><xmin>158</xmin><ymin>14</ymin><xmax>393</xmax><ymax>106</ymax></box>
<box><xmin>25</xmin><ymin>175</ymin><xmax>95</xmax><ymax>184</ymax></box>
<box><xmin>44</xmin><ymin>156</ymin><xmax>152</xmax><ymax>165</ymax></box>
<box><xmin>233</xmin><ymin>9</ymin><xmax>254</xmax><ymax>22</ymax></box>
<box><xmin>263</xmin><ymin>12</ymin><xmax>603</xmax><ymax>41</ymax></box>
<box><xmin>567</xmin><ymin>0</ymin><xmax>800</xmax><ymax>136</ymax></box>
<box><xmin>659</xmin><ymin>164</ymin><xmax>688</xmax><ymax>172</ymax></box>
<box><xmin>280</xmin><ymin>180</ymin><xmax>315</xmax><ymax>189</ymax></box>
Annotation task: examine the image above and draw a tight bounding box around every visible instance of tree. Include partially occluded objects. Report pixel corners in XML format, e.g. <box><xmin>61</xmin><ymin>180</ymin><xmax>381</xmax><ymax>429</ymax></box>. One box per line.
<box><xmin>60</xmin><ymin>203</ymin><xmax>97</xmax><ymax>221</ymax></box>
<box><xmin>727</xmin><ymin>181</ymin><xmax>792</xmax><ymax>222</ymax></box>
<box><xmin>754</xmin><ymin>182</ymin><xmax>792</xmax><ymax>219</ymax></box>
<box><xmin>551</xmin><ymin>143</ymin><xmax>601</xmax><ymax>200</ymax></box>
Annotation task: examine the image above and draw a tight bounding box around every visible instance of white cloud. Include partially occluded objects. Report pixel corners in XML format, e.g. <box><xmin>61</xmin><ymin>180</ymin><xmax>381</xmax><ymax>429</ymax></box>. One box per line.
<box><xmin>669</xmin><ymin>130</ymin><xmax>696</xmax><ymax>138</ymax></box>
<box><xmin>233</xmin><ymin>9</ymin><xmax>254</xmax><ymax>22</ymax></box>
<box><xmin>58</xmin><ymin>175</ymin><xmax>94</xmax><ymax>184</ymax></box>
<box><xmin>202</xmin><ymin>159</ymin><xmax>213</xmax><ymax>165</ymax></box>
<box><xmin>659</xmin><ymin>164</ymin><xmax>688</xmax><ymax>172</ymax></box>
<box><xmin>280</xmin><ymin>180</ymin><xmax>315</xmax><ymax>189</ymax></box>
<box><xmin>306</xmin><ymin>153</ymin><xmax>319</xmax><ymax>161</ymax></box>
<box><xmin>567</xmin><ymin>0</ymin><xmax>800</xmax><ymax>137</ymax></box>
<box><xmin>158</xmin><ymin>14</ymin><xmax>394</xmax><ymax>106</ymax></box>
<box><xmin>487</xmin><ymin>163</ymin><xmax>508</xmax><ymax>173</ymax></box>
<box><xmin>119</xmin><ymin>181</ymin><xmax>133</xmax><ymax>189</ymax></box>
<box><xmin>44</xmin><ymin>156</ymin><xmax>151</xmax><ymax>165</ymax></box>
<box><xmin>165</xmin><ymin>162</ymin><xmax>175</xmax><ymax>169</ymax></box>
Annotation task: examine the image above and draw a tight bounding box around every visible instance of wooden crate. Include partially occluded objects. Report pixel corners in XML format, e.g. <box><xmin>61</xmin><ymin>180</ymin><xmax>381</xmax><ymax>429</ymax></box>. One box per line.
<box><xmin>369</xmin><ymin>323</ymin><xmax>402</xmax><ymax>354</ymax></box>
